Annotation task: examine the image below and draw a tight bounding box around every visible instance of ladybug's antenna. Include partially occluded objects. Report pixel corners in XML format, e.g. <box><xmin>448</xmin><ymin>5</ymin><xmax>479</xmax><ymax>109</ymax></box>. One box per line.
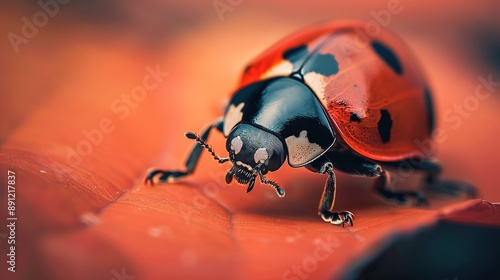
<box><xmin>251</xmin><ymin>163</ymin><xmax>285</xmax><ymax>198</ymax></box>
<box><xmin>185</xmin><ymin>132</ymin><xmax>229</xmax><ymax>164</ymax></box>
<box><xmin>257</xmin><ymin>170</ymin><xmax>285</xmax><ymax>197</ymax></box>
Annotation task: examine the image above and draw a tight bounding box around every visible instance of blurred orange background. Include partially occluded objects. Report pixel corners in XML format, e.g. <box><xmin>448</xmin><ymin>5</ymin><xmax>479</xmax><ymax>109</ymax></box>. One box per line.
<box><xmin>1</xmin><ymin>0</ymin><xmax>500</xmax><ymax>279</ymax></box>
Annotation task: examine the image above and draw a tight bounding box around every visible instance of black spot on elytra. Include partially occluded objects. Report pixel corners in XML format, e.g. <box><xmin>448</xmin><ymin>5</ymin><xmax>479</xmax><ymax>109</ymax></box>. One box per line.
<box><xmin>350</xmin><ymin>113</ymin><xmax>362</xmax><ymax>122</ymax></box>
<box><xmin>302</xmin><ymin>53</ymin><xmax>339</xmax><ymax>77</ymax></box>
<box><xmin>424</xmin><ymin>86</ymin><xmax>435</xmax><ymax>134</ymax></box>
<box><xmin>377</xmin><ymin>110</ymin><xmax>392</xmax><ymax>143</ymax></box>
<box><xmin>372</xmin><ymin>41</ymin><xmax>403</xmax><ymax>75</ymax></box>
<box><xmin>283</xmin><ymin>44</ymin><xmax>309</xmax><ymax>72</ymax></box>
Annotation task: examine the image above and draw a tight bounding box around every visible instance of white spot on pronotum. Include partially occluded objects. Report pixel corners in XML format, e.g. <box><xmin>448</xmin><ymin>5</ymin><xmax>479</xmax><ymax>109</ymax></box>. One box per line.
<box><xmin>40</xmin><ymin>170</ymin><xmax>47</xmax><ymax>173</ymax></box>
<box><xmin>224</xmin><ymin>102</ymin><xmax>245</xmax><ymax>135</ymax></box>
<box><xmin>285</xmin><ymin>130</ymin><xmax>324</xmax><ymax>167</ymax></box>
<box><xmin>254</xmin><ymin>147</ymin><xmax>268</xmax><ymax>164</ymax></box>
<box><xmin>304</xmin><ymin>72</ymin><xmax>326</xmax><ymax>101</ymax></box>
<box><xmin>230</xmin><ymin>136</ymin><xmax>243</xmax><ymax>154</ymax></box>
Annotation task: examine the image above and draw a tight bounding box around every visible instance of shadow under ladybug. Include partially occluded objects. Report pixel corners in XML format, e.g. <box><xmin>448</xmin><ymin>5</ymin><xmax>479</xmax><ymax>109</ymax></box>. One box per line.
<box><xmin>145</xmin><ymin>21</ymin><xmax>476</xmax><ymax>227</ymax></box>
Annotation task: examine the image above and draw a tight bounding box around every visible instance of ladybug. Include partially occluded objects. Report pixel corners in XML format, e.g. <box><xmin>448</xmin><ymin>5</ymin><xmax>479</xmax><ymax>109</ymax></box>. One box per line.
<box><xmin>146</xmin><ymin>21</ymin><xmax>476</xmax><ymax>226</ymax></box>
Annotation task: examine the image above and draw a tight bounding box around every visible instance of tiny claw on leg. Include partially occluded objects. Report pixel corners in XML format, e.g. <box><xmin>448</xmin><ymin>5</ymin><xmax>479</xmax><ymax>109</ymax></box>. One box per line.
<box><xmin>320</xmin><ymin>210</ymin><xmax>354</xmax><ymax>227</ymax></box>
<box><xmin>145</xmin><ymin>170</ymin><xmax>186</xmax><ymax>186</ymax></box>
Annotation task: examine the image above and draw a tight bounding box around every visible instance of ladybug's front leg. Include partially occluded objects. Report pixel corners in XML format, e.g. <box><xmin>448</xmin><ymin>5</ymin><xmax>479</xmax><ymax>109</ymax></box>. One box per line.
<box><xmin>317</xmin><ymin>162</ymin><xmax>354</xmax><ymax>227</ymax></box>
<box><xmin>145</xmin><ymin>117</ymin><xmax>224</xmax><ymax>185</ymax></box>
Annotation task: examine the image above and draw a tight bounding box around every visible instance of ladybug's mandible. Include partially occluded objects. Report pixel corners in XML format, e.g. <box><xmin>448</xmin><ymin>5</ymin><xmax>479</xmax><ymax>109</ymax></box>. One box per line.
<box><xmin>146</xmin><ymin>21</ymin><xmax>475</xmax><ymax>226</ymax></box>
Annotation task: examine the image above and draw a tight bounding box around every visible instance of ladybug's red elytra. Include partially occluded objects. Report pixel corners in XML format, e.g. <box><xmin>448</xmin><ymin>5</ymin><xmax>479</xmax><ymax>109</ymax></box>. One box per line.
<box><xmin>146</xmin><ymin>21</ymin><xmax>476</xmax><ymax>226</ymax></box>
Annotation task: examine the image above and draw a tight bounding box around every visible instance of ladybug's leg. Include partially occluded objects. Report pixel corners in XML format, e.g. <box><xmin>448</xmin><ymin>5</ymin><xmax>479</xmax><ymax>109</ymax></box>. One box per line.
<box><xmin>308</xmin><ymin>158</ymin><xmax>353</xmax><ymax>227</ymax></box>
<box><xmin>410</xmin><ymin>159</ymin><xmax>477</xmax><ymax>198</ymax></box>
<box><xmin>145</xmin><ymin>118</ymin><xmax>225</xmax><ymax>185</ymax></box>
<box><xmin>332</xmin><ymin>158</ymin><xmax>428</xmax><ymax>206</ymax></box>
<box><xmin>372</xmin><ymin>169</ymin><xmax>428</xmax><ymax>206</ymax></box>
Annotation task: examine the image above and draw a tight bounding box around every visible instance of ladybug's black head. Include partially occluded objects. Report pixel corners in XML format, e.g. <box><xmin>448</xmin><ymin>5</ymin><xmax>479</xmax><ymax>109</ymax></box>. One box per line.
<box><xmin>183</xmin><ymin>124</ymin><xmax>287</xmax><ymax>197</ymax></box>
<box><xmin>224</xmin><ymin>123</ymin><xmax>286</xmax><ymax>196</ymax></box>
